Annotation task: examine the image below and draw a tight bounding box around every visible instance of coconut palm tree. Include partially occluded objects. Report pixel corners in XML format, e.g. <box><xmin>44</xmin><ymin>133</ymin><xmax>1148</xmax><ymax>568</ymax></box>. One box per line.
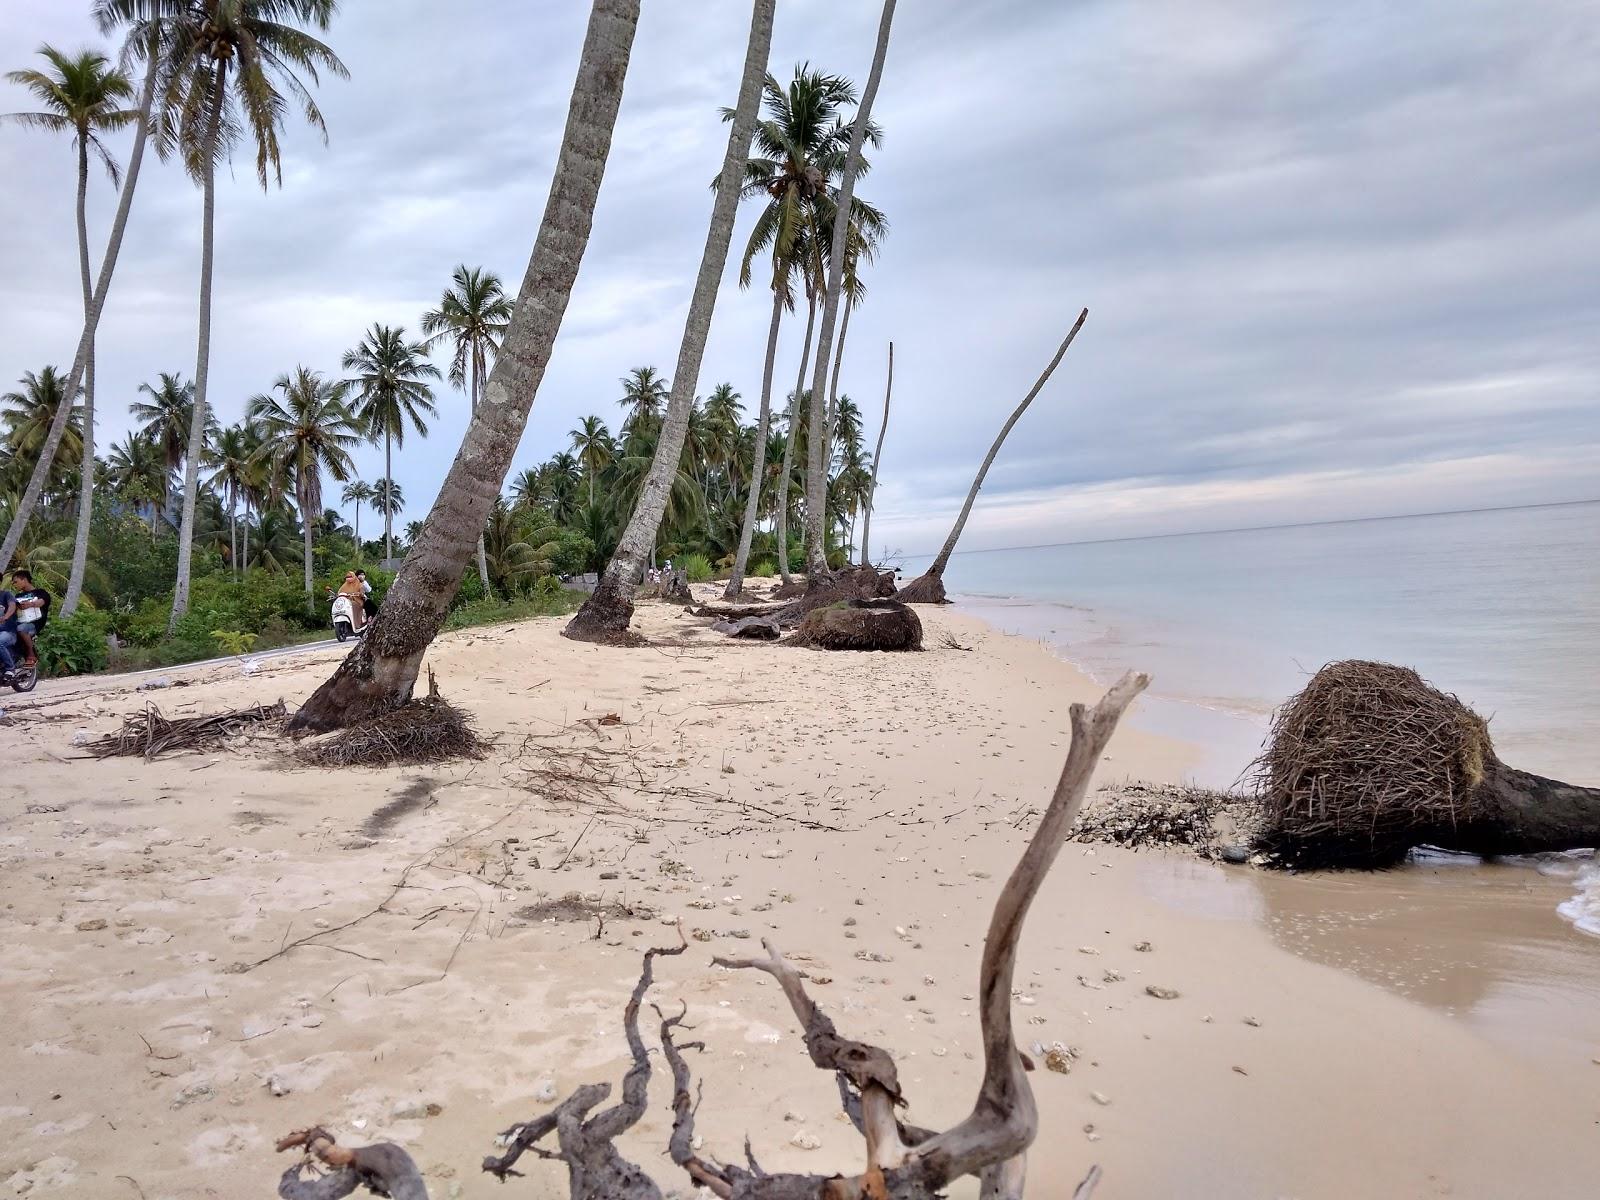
<box><xmin>507</xmin><ymin>466</ymin><xmax>547</xmax><ymax>509</ymax></box>
<box><xmin>147</xmin><ymin>0</ymin><xmax>348</xmax><ymax>631</ymax></box>
<box><xmin>4</xmin><ymin>45</ymin><xmax>139</xmax><ymax>614</ymax></box>
<box><xmin>898</xmin><ymin>310</ymin><xmax>1088</xmax><ymax>604</ymax></box>
<box><xmin>722</xmin><ymin>65</ymin><xmax>886</xmax><ymax>595</ymax></box>
<box><xmin>342</xmin><ymin>323</ymin><xmax>438</xmax><ymax>561</ymax></box>
<box><xmin>247</xmin><ymin>366</ymin><xmax>361</xmax><ymax>601</ymax></box>
<box><xmin>1</xmin><ymin>369</ymin><xmax>84</xmax><ymax>499</ymax></box>
<box><xmin>130</xmin><ymin>372</ymin><xmax>197</xmax><ymax>472</ymax></box>
<box><xmin>617</xmin><ymin>366</ymin><xmax>669</xmax><ymax>431</ymax></box>
<box><xmin>803</xmin><ymin>2</ymin><xmax>895</xmax><ymax>583</ymax></box>
<box><xmin>0</xmin><ymin>4</ymin><xmax>165</xmax><ymax>576</ymax></box>
<box><xmin>206</xmin><ymin>422</ymin><xmax>254</xmax><ymax>577</ymax></box>
<box><xmin>420</xmin><ymin>264</ymin><xmax>513</xmax><ymax>592</ymax></box>
<box><xmin>859</xmin><ymin>340</ymin><xmax>891</xmax><ymax>566</ymax></box>
<box><xmin>482</xmin><ymin>497</ymin><xmax>560</xmax><ymax>595</ymax></box>
<box><xmin>293</xmin><ymin>0</ymin><xmax>649</xmax><ymax>729</ymax></box>
<box><xmin>569</xmin><ymin>414</ymin><xmax>614</xmax><ymax>507</ymax></box>
<box><xmin>564</xmin><ymin>0</ymin><xmax>775</xmax><ymax>642</ymax></box>
<box><xmin>370</xmin><ymin>476</ymin><xmax>403</xmax><ymax>556</ymax></box>
<box><xmin>341</xmin><ymin>479</ymin><xmax>372</xmax><ymax>549</ymax></box>
<box><xmin>105</xmin><ymin>429</ymin><xmax>167</xmax><ymax>532</ymax></box>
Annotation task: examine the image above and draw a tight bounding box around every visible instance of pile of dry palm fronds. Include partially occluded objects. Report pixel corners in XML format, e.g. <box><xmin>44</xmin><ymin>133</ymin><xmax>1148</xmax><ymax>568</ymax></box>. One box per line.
<box><xmin>84</xmin><ymin>700</ymin><xmax>287</xmax><ymax>759</ymax></box>
<box><xmin>297</xmin><ymin>690</ymin><xmax>486</xmax><ymax>769</ymax></box>
<box><xmin>1254</xmin><ymin>659</ymin><xmax>1495</xmax><ymax>867</ymax></box>
<box><xmin>1071</xmin><ymin>781</ymin><xmax>1244</xmax><ymax>854</ymax></box>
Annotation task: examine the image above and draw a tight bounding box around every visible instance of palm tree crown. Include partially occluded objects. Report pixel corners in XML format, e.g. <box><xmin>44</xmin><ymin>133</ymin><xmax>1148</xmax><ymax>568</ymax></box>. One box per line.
<box><xmin>2</xmin><ymin>368</ymin><xmax>84</xmax><ymax>485</ymax></box>
<box><xmin>342</xmin><ymin>323</ymin><xmax>439</xmax><ymax>449</ymax></box>
<box><xmin>618</xmin><ymin>366</ymin><xmax>669</xmax><ymax>430</ymax></box>
<box><xmin>130</xmin><ymin>372</ymin><xmax>199</xmax><ymax>471</ymax></box>
<box><xmin>3</xmin><ymin>45</ymin><xmax>138</xmax><ymax>182</ymax></box>
<box><xmin>420</xmin><ymin>265</ymin><xmax>513</xmax><ymax>400</ymax></box>
<box><xmin>247</xmin><ymin>366</ymin><xmax>360</xmax><ymax>519</ymax></box>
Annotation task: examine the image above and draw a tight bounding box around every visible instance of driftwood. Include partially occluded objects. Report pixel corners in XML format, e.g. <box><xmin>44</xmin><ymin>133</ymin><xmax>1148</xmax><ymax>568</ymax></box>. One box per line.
<box><xmin>269</xmin><ymin>672</ymin><xmax>1147</xmax><ymax>1198</ymax></box>
<box><xmin>84</xmin><ymin>700</ymin><xmax>286</xmax><ymax>759</ymax></box>
<box><xmin>712</xmin><ymin>615</ymin><xmax>782</xmax><ymax>640</ymax></box>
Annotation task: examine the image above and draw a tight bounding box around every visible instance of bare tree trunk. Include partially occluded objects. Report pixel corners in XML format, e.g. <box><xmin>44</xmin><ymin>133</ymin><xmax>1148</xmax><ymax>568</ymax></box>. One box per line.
<box><xmin>383</xmin><ymin>429</ymin><xmax>393</xmax><ymax>562</ymax></box>
<box><xmin>241</xmin><ymin>495</ymin><xmax>250</xmax><ymax>573</ymax></box>
<box><xmin>824</xmin><ymin>297</ymin><xmax>851</xmax><ymax>452</ymax></box>
<box><xmin>471</xmin><ymin>356</ymin><xmax>490</xmax><ymax>592</ymax></box>
<box><xmin>776</xmin><ymin>291</ymin><xmax>815</xmax><ymax>586</ymax></box>
<box><xmin>0</xmin><ymin>58</ymin><xmax>158</xmax><ymax>574</ymax></box>
<box><xmin>169</xmin><ymin>61</ymin><xmax>227</xmax><ymax>633</ymax></box>
<box><xmin>353</xmin><ymin>497</ymin><xmax>360</xmax><ymax>550</ymax></box>
<box><xmin>62</xmin><ymin>137</ymin><xmax>96</xmax><ymax>616</ymax></box>
<box><xmin>301</xmin><ymin>488</ymin><xmax>314</xmax><ymax>603</ymax></box>
<box><xmin>859</xmin><ymin>340</ymin><xmax>892</xmax><ymax>567</ymax></box>
<box><xmin>229</xmin><ymin>494</ymin><xmax>237</xmax><ymax>581</ymax></box>
<box><xmin>565</xmin><ymin>0</ymin><xmax>776</xmax><ymax>643</ymax></box>
<box><xmin>898</xmin><ymin>311</ymin><xmax>1087</xmax><ymax>604</ymax></box>
<box><xmin>804</xmin><ymin>0</ymin><xmax>895</xmax><ymax>582</ymax></box>
<box><xmin>290</xmin><ymin>0</ymin><xmax>642</xmax><ymax>732</ymax></box>
<box><xmin>723</xmin><ymin>285</ymin><xmax>784</xmax><ymax>598</ymax></box>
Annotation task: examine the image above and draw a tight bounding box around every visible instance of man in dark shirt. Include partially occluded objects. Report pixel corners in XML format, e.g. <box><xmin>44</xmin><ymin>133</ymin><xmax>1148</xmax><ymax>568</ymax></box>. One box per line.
<box><xmin>10</xmin><ymin>570</ymin><xmax>48</xmax><ymax>666</ymax></box>
<box><xmin>0</xmin><ymin>585</ymin><xmax>16</xmax><ymax>675</ymax></box>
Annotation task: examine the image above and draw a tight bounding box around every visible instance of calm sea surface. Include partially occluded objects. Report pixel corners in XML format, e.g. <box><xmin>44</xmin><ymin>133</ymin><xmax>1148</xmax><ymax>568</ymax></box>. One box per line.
<box><xmin>905</xmin><ymin>501</ymin><xmax>1600</xmax><ymax>785</ymax></box>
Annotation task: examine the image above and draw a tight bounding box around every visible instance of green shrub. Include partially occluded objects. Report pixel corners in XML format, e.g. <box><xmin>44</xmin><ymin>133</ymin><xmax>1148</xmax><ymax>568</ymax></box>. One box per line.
<box><xmin>211</xmin><ymin>630</ymin><xmax>258</xmax><ymax>655</ymax></box>
<box><xmin>748</xmin><ymin>558</ymin><xmax>777</xmax><ymax>578</ymax></box>
<box><xmin>535</xmin><ymin>574</ymin><xmax>564</xmax><ymax>599</ymax></box>
<box><xmin>677</xmin><ymin>553</ymin><xmax>713</xmax><ymax>583</ymax></box>
<box><xmin>36</xmin><ymin>611</ymin><xmax>110</xmax><ymax>677</ymax></box>
<box><xmin>550</xmin><ymin>531</ymin><xmax>595</xmax><ymax>577</ymax></box>
<box><xmin>255</xmin><ymin>615</ymin><xmax>301</xmax><ymax>650</ymax></box>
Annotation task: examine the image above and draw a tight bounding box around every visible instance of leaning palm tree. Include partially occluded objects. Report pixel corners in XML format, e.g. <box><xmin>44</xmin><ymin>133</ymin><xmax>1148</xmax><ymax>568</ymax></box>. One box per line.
<box><xmin>342</xmin><ymin>323</ymin><xmax>438</xmax><ymax>561</ymax></box>
<box><xmin>420</xmin><ymin>264</ymin><xmax>513</xmax><ymax>591</ymax></box>
<box><xmin>4</xmin><ymin>45</ymin><xmax>138</xmax><ymax>615</ymax></box>
<box><xmin>247</xmin><ymin>367</ymin><xmax>361</xmax><ymax>601</ymax></box>
<box><xmin>129</xmin><ymin>371</ymin><xmax>196</xmax><ymax>471</ymax></box>
<box><xmin>206</xmin><ymin>422</ymin><xmax>253</xmax><ymax>577</ymax></box>
<box><xmin>858</xmin><ymin>340</ymin><xmax>892</xmax><ymax>566</ymax></box>
<box><xmin>292</xmin><ymin>0</ymin><xmax>644</xmax><ymax>729</ymax></box>
<box><xmin>802</xmin><ymin>1</ymin><xmax>895</xmax><ymax>584</ymax></box>
<box><xmin>564</xmin><ymin>1</ymin><xmax>775</xmax><ymax>642</ymax></box>
<box><xmin>898</xmin><ymin>310</ymin><xmax>1089</xmax><ymax>604</ymax></box>
<box><xmin>0</xmin><ymin>3</ymin><xmax>166</xmax><ymax>576</ymax></box>
<box><xmin>341</xmin><ymin>479</ymin><xmax>372</xmax><ymax>549</ymax></box>
<box><xmin>149</xmin><ymin>0</ymin><xmax>348</xmax><ymax>632</ymax></box>
<box><xmin>569</xmin><ymin>414</ymin><xmax>614</xmax><ymax>507</ymax></box>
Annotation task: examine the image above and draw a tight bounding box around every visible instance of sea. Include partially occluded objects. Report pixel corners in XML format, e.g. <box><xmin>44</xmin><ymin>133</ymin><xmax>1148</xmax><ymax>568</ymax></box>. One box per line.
<box><xmin>904</xmin><ymin>500</ymin><xmax>1600</xmax><ymax>937</ymax></box>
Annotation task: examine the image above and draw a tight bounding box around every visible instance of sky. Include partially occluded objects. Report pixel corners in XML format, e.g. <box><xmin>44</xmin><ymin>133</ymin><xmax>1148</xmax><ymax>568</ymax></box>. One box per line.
<box><xmin>2</xmin><ymin>0</ymin><xmax>1597</xmax><ymax>559</ymax></box>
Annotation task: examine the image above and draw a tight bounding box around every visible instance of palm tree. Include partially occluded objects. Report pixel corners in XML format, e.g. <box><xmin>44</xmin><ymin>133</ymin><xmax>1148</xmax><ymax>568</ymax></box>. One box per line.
<box><xmin>130</xmin><ymin>372</ymin><xmax>196</xmax><ymax>472</ymax></box>
<box><xmin>723</xmin><ymin>65</ymin><xmax>887</xmax><ymax>594</ymax></box>
<box><xmin>341</xmin><ymin>479</ymin><xmax>373</xmax><ymax>549</ymax></box>
<box><xmin>237</xmin><ymin>417</ymin><xmax>268</xmax><ymax>570</ymax></box>
<box><xmin>0</xmin><ymin>3</ymin><xmax>164</xmax><ymax>576</ymax></box>
<box><xmin>1</xmin><ymin>369</ymin><xmax>84</xmax><ymax>499</ymax></box>
<box><xmin>617</xmin><ymin>366</ymin><xmax>669</xmax><ymax>430</ymax></box>
<box><xmin>803</xmin><ymin>3</ymin><xmax>895</xmax><ymax>583</ymax></box>
<box><xmin>482</xmin><ymin>498</ymin><xmax>560</xmax><ymax>595</ymax></box>
<box><xmin>4</xmin><ymin>45</ymin><xmax>138</xmax><ymax>615</ymax></box>
<box><xmin>148</xmin><ymin>0</ymin><xmax>348</xmax><ymax>632</ymax></box>
<box><xmin>898</xmin><ymin>310</ymin><xmax>1088</xmax><ymax>604</ymax></box>
<box><xmin>370</xmin><ymin>476</ymin><xmax>403</xmax><ymax>555</ymax></box>
<box><xmin>105</xmin><ymin>430</ymin><xmax>167</xmax><ymax>532</ymax></box>
<box><xmin>207</xmin><ymin>422</ymin><xmax>253</xmax><ymax>577</ymax></box>
<box><xmin>569</xmin><ymin>414</ymin><xmax>614</xmax><ymax>506</ymax></box>
<box><xmin>291</xmin><ymin>0</ymin><xmax>643</xmax><ymax>731</ymax></box>
<box><xmin>565</xmin><ymin>0</ymin><xmax>775</xmax><ymax>643</ymax></box>
<box><xmin>507</xmin><ymin>466</ymin><xmax>546</xmax><ymax>508</ymax></box>
<box><xmin>247</xmin><ymin>367</ymin><xmax>361</xmax><ymax>601</ymax></box>
<box><xmin>420</xmin><ymin>264</ymin><xmax>513</xmax><ymax>591</ymax></box>
<box><xmin>342</xmin><ymin>323</ymin><xmax>438</xmax><ymax>561</ymax></box>
<box><xmin>859</xmin><ymin>340</ymin><xmax>892</xmax><ymax>566</ymax></box>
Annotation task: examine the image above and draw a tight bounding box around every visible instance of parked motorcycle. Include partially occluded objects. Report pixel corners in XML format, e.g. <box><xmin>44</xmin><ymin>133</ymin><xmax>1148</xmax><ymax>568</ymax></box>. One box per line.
<box><xmin>332</xmin><ymin>593</ymin><xmax>361</xmax><ymax>642</ymax></box>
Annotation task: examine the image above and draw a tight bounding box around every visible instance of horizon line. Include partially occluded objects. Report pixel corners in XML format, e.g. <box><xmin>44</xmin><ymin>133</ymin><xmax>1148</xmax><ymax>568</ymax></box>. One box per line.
<box><xmin>899</xmin><ymin>496</ymin><xmax>1600</xmax><ymax>561</ymax></box>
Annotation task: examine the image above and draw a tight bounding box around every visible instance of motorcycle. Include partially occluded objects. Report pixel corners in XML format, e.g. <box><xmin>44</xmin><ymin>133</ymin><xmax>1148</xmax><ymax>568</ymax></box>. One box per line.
<box><xmin>331</xmin><ymin>593</ymin><xmax>361</xmax><ymax>642</ymax></box>
<box><xmin>1</xmin><ymin>660</ymin><xmax>37</xmax><ymax>693</ymax></box>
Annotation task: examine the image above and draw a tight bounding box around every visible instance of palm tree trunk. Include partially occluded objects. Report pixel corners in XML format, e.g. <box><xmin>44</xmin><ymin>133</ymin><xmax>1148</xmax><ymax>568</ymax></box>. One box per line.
<box><xmin>899</xmin><ymin>310</ymin><xmax>1087</xmax><ymax>605</ymax></box>
<box><xmin>62</xmin><ymin>138</ymin><xmax>95</xmax><ymax>616</ymax></box>
<box><xmin>776</xmin><ymin>291</ymin><xmax>815</xmax><ymax>586</ymax></box>
<box><xmin>0</xmin><ymin>58</ymin><xmax>159</xmax><ymax>574</ymax></box>
<box><xmin>383</xmin><ymin>430</ymin><xmax>393</xmax><ymax>562</ymax></box>
<box><xmin>723</xmin><ymin>285</ymin><xmax>784</xmax><ymax>598</ymax></box>
<box><xmin>353</xmin><ymin>498</ymin><xmax>361</xmax><ymax>550</ymax></box>
<box><xmin>824</xmin><ymin>298</ymin><xmax>851</xmax><ymax>450</ymax></box>
<box><xmin>859</xmin><ymin>340</ymin><xmax>892</xmax><ymax>567</ymax></box>
<box><xmin>566</xmin><ymin>0</ymin><xmax>775</xmax><ymax>643</ymax></box>
<box><xmin>242</xmin><ymin>495</ymin><xmax>250</xmax><ymax>572</ymax></box>
<box><xmin>290</xmin><ymin>0</ymin><xmax>642</xmax><ymax>732</ymax></box>
<box><xmin>804</xmin><ymin>0</ymin><xmax>895</xmax><ymax>583</ymax></box>
<box><xmin>301</xmin><ymin>487</ymin><xmax>315</xmax><ymax>603</ymax></box>
<box><xmin>470</xmin><ymin>357</ymin><xmax>491</xmax><ymax>592</ymax></box>
<box><xmin>168</xmin><ymin>61</ymin><xmax>227</xmax><ymax>634</ymax></box>
<box><xmin>229</xmin><ymin>494</ymin><xmax>237</xmax><ymax>580</ymax></box>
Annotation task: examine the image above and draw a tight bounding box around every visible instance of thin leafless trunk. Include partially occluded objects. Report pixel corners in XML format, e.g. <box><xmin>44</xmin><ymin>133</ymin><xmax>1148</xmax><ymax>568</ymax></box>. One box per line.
<box><xmin>383</xmin><ymin>429</ymin><xmax>393</xmax><ymax>562</ymax></box>
<box><xmin>0</xmin><ymin>57</ymin><xmax>159</xmax><ymax>574</ymax></box>
<box><xmin>859</xmin><ymin>340</ymin><xmax>892</xmax><ymax>566</ymax></box>
<box><xmin>776</xmin><ymin>290</ymin><xmax>814</xmax><ymax>586</ymax></box>
<box><xmin>565</xmin><ymin>0</ymin><xmax>776</xmax><ymax>642</ymax></box>
<box><xmin>169</xmin><ymin>60</ymin><xmax>228</xmax><ymax>632</ymax></box>
<box><xmin>804</xmin><ymin>0</ymin><xmax>895</xmax><ymax>581</ymax></box>
<box><xmin>824</xmin><ymin>296</ymin><xmax>851</xmax><ymax>450</ymax></box>
<box><xmin>471</xmin><ymin>355</ymin><xmax>490</xmax><ymax>590</ymax></box>
<box><xmin>62</xmin><ymin>134</ymin><xmax>96</xmax><ymax>615</ymax></box>
<box><xmin>290</xmin><ymin>0</ymin><xmax>642</xmax><ymax>732</ymax></box>
<box><xmin>899</xmin><ymin>310</ymin><xmax>1087</xmax><ymax>604</ymax></box>
<box><xmin>723</xmin><ymin>285</ymin><xmax>784</xmax><ymax>598</ymax></box>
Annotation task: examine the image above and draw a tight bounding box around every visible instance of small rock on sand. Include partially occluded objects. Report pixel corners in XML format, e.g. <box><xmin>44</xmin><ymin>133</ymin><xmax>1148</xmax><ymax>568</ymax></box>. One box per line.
<box><xmin>1145</xmin><ymin>985</ymin><xmax>1180</xmax><ymax>1000</ymax></box>
<box><xmin>74</xmin><ymin>918</ymin><xmax>107</xmax><ymax>932</ymax></box>
<box><xmin>393</xmin><ymin>1099</ymin><xmax>443</xmax><ymax>1120</ymax></box>
<box><xmin>790</xmin><ymin>1130</ymin><xmax>821</xmax><ymax>1150</ymax></box>
<box><xmin>1133</xmin><ymin>941</ymin><xmax>1153</xmax><ymax>952</ymax></box>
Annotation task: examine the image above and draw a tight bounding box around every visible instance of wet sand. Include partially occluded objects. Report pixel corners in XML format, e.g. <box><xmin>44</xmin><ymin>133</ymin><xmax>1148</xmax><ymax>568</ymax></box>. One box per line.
<box><xmin>2</xmin><ymin>597</ymin><xmax>1597</xmax><ymax>1198</ymax></box>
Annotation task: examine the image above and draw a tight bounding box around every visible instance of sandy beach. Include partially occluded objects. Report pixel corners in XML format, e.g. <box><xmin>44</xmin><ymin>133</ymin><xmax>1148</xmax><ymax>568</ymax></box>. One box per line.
<box><xmin>3</xmin><ymin>597</ymin><xmax>1597</xmax><ymax>1199</ymax></box>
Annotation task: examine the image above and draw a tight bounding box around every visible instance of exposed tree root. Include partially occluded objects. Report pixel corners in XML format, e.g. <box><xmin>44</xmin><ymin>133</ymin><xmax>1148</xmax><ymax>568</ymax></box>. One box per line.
<box><xmin>563</xmin><ymin>575</ymin><xmax>648</xmax><ymax>646</ymax></box>
<box><xmin>788</xmin><ymin>599</ymin><xmax>922</xmax><ymax>651</ymax></box>
<box><xmin>295</xmin><ymin>673</ymin><xmax>486</xmax><ymax>769</ymax></box>
<box><xmin>893</xmin><ymin>571</ymin><xmax>948</xmax><ymax>605</ymax></box>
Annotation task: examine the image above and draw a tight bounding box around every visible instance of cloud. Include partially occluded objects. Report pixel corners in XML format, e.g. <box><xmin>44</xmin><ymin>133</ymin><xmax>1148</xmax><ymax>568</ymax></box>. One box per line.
<box><xmin>1</xmin><ymin>0</ymin><xmax>1596</xmax><ymax>552</ymax></box>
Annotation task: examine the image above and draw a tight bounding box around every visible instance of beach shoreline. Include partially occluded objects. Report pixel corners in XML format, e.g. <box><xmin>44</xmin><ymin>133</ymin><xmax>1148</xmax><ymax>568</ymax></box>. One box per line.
<box><xmin>4</xmin><ymin>596</ymin><xmax>1598</xmax><ymax>1198</ymax></box>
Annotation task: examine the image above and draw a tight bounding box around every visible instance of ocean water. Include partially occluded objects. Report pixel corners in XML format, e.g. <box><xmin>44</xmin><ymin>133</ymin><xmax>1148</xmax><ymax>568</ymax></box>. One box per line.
<box><xmin>904</xmin><ymin>501</ymin><xmax>1600</xmax><ymax>930</ymax></box>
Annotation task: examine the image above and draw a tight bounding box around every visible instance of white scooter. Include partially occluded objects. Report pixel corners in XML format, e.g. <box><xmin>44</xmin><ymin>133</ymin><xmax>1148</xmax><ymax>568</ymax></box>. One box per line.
<box><xmin>331</xmin><ymin>593</ymin><xmax>361</xmax><ymax>642</ymax></box>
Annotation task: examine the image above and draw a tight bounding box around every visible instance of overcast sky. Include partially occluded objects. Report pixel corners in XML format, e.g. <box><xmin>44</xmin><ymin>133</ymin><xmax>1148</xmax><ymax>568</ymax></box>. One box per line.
<box><xmin>3</xmin><ymin>0</ymin><xmax>1597</xmax><ymax>558</ymax></box>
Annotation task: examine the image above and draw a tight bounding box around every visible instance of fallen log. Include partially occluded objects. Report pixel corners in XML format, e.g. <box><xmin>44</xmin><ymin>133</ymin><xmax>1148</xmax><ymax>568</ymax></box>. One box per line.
<box><xmin>788</xmin><ymin>598</ymin><xmax>923</xmax><ymax>651</ymax></box>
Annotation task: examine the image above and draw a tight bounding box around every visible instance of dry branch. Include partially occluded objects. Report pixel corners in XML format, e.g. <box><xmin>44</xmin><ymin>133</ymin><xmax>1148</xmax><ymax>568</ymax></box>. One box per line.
<box><xmin>296</xmin><ymin>679</ymin><xmax>485</xmax><ymax>770</ymax></box>
<box><xmin>84</xmin><ymin>700</ymin><xmax>285</xmax><ymax>759</ymax></box>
